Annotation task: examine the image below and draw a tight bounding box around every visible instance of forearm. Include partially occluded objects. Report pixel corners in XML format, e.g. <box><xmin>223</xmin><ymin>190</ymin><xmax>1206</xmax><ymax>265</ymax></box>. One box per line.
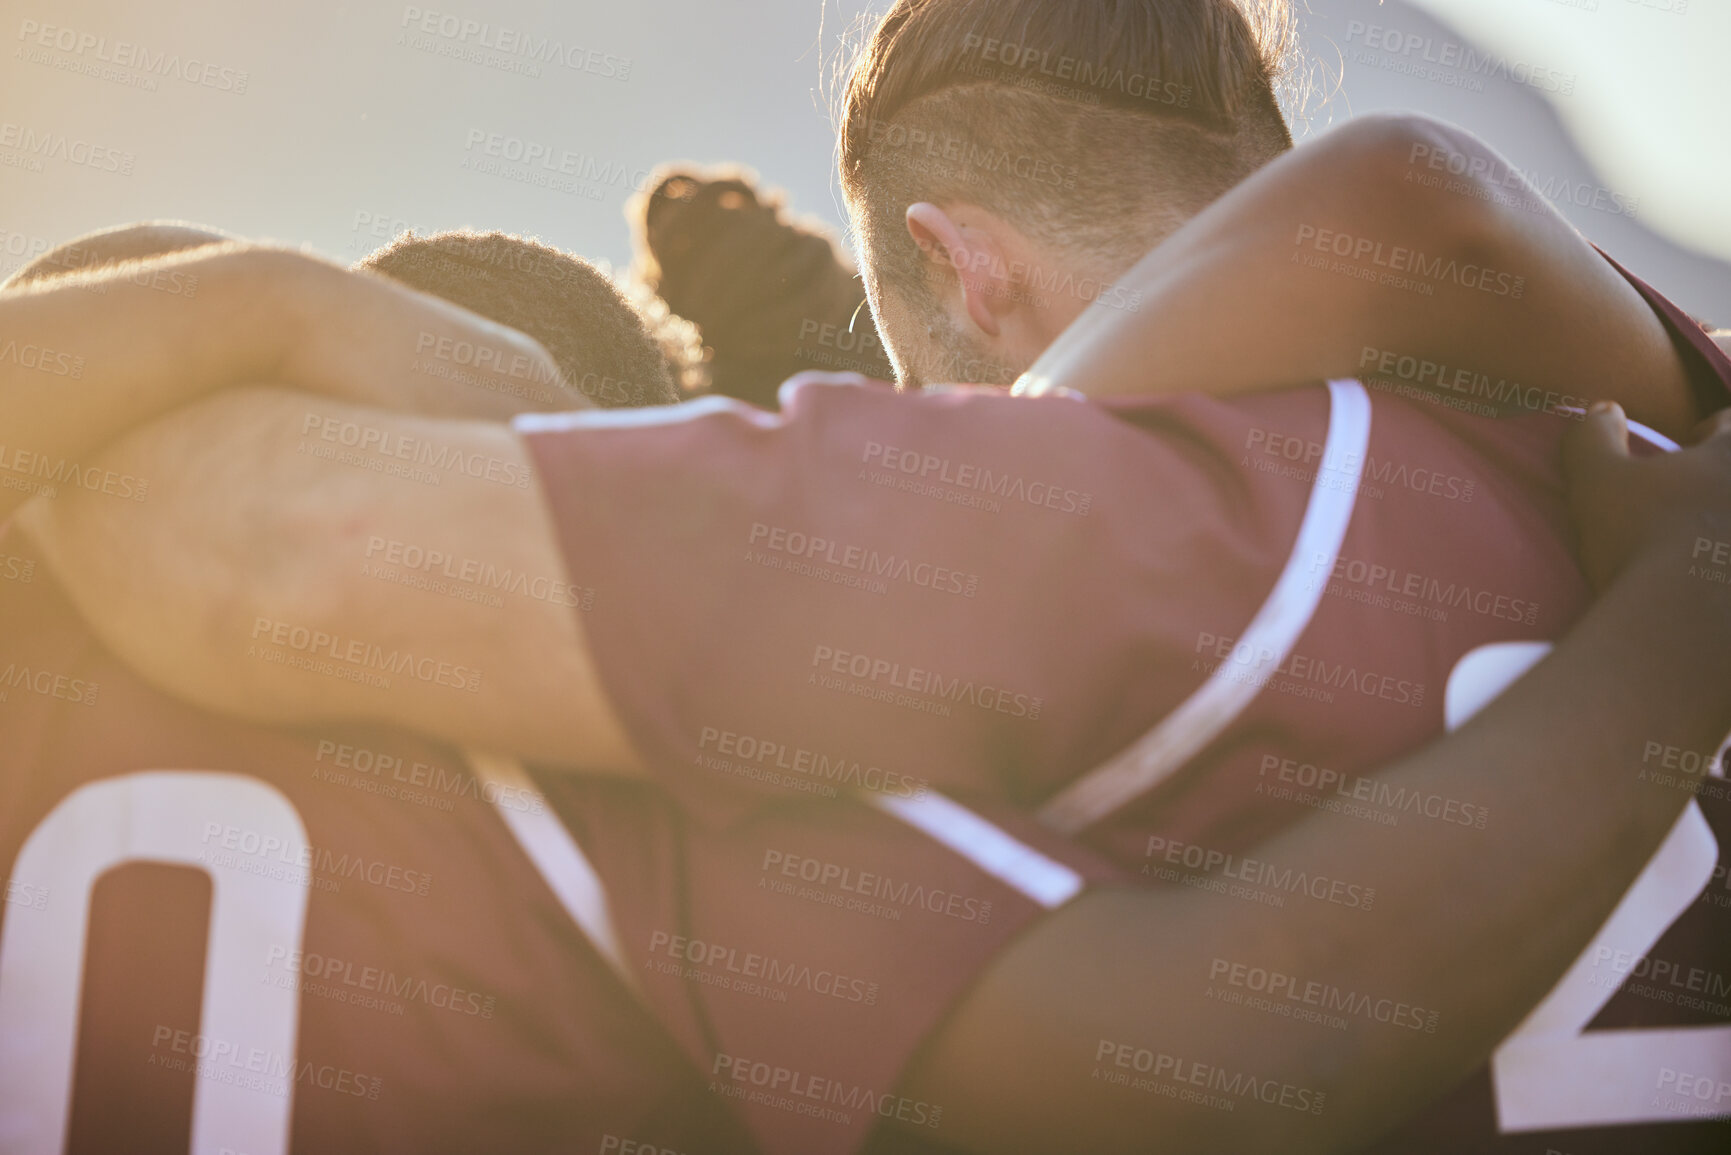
<box><xmin>0</xmin><ymin>243</ymin><xmax>306</xmax><ymax>520</ymax></box>
<box><xmin>1021</xmin><ymin>115</ymin><xmax>1696</xmax><ymax>435</ymax></box>
<box><xmin>1217</xmin><ymin>541</ymin><xmax>1729</xmax><ymax>1147</ymax></box>
<box><xmin>911</xmin><ymin>538</ymin><xmax>1731</xmax><ymax>1153</ymax></box>
<box><xmin>18</xmin><ymin>386</ymin><xmax>641</xmax><ymax>773</ymax></box>
<box><xmin>0</xmin><ymin>233</ymin><xmax>584</xmax><ymax>523</ymax></box>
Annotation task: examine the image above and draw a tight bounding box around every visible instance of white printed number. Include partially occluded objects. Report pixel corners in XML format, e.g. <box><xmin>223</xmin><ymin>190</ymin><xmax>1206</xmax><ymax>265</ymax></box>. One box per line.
<box><xmin>1447</xmin><ymin>644</ymin><xmax>1731</xmax><ymax>1133</ymax></box>
<box><xmin>0</xmin><ymin>771</ymin><xmax>308</xmax><ymax>1155</ymax></box>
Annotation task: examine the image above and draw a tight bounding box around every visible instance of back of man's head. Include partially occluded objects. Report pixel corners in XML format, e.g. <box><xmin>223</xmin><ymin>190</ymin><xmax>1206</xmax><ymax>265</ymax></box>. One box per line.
<box><xmin>840</xmin><ymin>0</ymin><xmax>1295</xmax><ymax>333</ymax></box>
<box><xmin>2</xmin><ymin>222</ymin><xmax>232</xmax><ymax>289</ymax></box>
<box><xmin>358</xmin><ymin>229</ymin><xmax>686</xmax><ymax>408</ymax></box>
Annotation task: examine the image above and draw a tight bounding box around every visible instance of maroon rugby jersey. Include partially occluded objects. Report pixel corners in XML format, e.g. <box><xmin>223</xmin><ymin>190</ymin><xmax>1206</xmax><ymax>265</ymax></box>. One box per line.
<box><xmin>516</xmin><ymin>263</ymin><xmax>1731</xmax><ymax>1154</ymax></box>
<box><xmin>0</xmin><ymin>531</ymin><xmax>758</xmax><ymax>1155</ymax></box>
<box><xmin>0</xmin><ymin>526</ymin><xmax>1104</xmax><ymax>1155</ymax></box>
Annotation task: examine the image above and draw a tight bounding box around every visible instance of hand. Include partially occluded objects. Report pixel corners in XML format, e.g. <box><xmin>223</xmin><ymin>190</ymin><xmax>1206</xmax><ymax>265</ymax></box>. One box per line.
<box><xmin>1563</xmin><ymin>401</ymin><xmax>1731</xmax><ymax>591</ymax></box>
<box><xmin>277</xmin><ymin>253</ymin><xmax>589</xmax><ymax>421</ymax></box>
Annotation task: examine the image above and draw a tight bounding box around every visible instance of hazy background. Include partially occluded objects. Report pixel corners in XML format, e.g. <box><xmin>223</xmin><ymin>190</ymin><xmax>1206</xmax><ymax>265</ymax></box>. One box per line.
<box><xmin>1</xmin><ymin>0</ymin><xmax>1726</xmax><ymax>319</ymax></box>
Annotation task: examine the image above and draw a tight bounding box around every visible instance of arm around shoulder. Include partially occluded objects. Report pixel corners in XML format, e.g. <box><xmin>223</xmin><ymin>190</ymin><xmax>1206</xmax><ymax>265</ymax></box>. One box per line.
<box><xmin>20</xmin><ymin>386</ymin><xmax>645</xmax><ymax>774</ymax></box>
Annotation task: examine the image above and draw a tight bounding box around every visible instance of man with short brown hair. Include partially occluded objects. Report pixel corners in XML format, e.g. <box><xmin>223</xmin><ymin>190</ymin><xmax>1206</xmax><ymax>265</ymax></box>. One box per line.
<box><xmin>840</xmin><ymin>0</ymin><xmax>1295</xmax><ymax>387</ymax></box>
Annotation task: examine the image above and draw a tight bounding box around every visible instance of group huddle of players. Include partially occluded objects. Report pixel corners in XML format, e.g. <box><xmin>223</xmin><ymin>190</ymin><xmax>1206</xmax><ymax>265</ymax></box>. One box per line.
<box><xmin>3</xmin><ymin>2</ymin><xmax>1731</xmax><ymax>1154</ymax></box>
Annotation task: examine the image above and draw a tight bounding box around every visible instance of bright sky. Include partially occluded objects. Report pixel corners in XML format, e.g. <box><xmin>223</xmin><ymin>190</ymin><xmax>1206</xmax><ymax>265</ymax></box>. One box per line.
<box><xmin>1410</xmin><ymin>0</ymin><xmax>1731</xmax><ymax>261</ymax></box>
<box><xmin>0</xmin><ymin>0</ymin><xmax>1724</xmax><ymax>301</ymax></box>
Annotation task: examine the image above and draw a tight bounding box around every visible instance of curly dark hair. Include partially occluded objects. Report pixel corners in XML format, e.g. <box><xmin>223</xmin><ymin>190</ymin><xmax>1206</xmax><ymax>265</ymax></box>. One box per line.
<box><xmin>629</xmin><ymin>167</ymin><xmax>894</xmax><ymax>409</ymax></box>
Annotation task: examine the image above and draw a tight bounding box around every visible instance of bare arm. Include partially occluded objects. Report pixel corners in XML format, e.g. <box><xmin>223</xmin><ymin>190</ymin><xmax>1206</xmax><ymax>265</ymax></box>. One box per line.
<box><xmin>1019</xmin><ymin>114</ymin><xmax>1700</xmax><ymax>437</ymax></box>
<box><xmin>26</xmin><ymin>357</ymin><xmax>1731</xmax><ymax>1150</ymax></box>
<box><xmin>905</xmin><ymin>407</ymin><xmax>1731</xmax><ymax>1152</ymax></box>
<box><xmin>17</xmin><ymin>386</ymin><xmax>642</xmax><ymax>774</ymax></box>
<box><xmin>0</xmin><ymin>236</ymin><xmax>576</xmax><ymax>521</ymax></box>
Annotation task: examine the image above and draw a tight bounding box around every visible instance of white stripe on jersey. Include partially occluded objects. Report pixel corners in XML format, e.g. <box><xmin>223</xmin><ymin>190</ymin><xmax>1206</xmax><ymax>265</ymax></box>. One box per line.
<box><xmin>467</xmin><ymin>751</ymin><xmax>641</xmax><ymax>997</ymax></box>
<box><xmin>1629</xmin><ymin>419</ymin><xmax>1678</xmax><ymax>453</ymax></box>
<box><xmin>866</xmin><ymin>791</ymin><xmax>1084</xmax><ymax>910</ymax></box>
<box><xmin>513</xmin><ymin>393</ymin><xmax>778</xmax><ymax>434</ymax></box>
<box><xmin>1038</xmin><ymin>379</ymin><xmax>1373</xmax><ymax>835</ymax></box>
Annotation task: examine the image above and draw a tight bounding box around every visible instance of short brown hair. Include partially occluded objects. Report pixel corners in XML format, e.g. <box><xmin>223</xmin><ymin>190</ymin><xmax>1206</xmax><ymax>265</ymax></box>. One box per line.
<box><xmin>359</xmin><ymin>229</ymin><xmax>686</xmax><ymax>409</ymax></box>
<box><xmin>8</xmin><ymin>224</ymin><xmax>689</xmax><ymax>411</ymax></box>
<box><xmin>3</xmin><ymin>221</ymin><xmax>232</xmax><ymax>290</ymax></box>
<box><xmin>839</xmin><ymin>0</ymin><xmax>1295</xmax><ymax>308</ymax></box>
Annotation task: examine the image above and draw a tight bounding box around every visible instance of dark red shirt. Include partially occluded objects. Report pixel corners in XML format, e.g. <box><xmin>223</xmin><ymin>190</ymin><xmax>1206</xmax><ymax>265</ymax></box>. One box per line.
<box><xmin>517</xmin><ymin>262</ymin><xmax>1731</xmax><ymax>1154</ymax></box>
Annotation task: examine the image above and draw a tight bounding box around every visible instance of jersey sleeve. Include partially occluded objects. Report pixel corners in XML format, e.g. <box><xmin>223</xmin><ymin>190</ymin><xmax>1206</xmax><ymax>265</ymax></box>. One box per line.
<box><xmin>1597</xmin><ymin>247</ymin><xmax>1731</xmax><ymax>415</ymax></box>
<box><xmin>545</xmin><ymin>768</ymin><xmax>1125</xmax><ymax>1155</ymax></box>
<box><xmin>514</xmin><ymin>380</ymin><xmax>1312</xmax><ymax>829</ymax></box>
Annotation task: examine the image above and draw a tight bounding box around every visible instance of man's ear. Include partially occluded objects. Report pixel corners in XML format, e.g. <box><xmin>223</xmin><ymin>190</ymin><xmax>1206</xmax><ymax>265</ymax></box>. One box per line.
<box><xmin>905</xmin><ymin>202</ymin><xmax>1015</xmax><ymax>338</ymax></box>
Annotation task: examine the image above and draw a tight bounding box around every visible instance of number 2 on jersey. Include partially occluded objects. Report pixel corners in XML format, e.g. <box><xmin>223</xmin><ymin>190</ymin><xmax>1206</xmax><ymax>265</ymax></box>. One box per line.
<box><xmin>1448</xmin><ymin>643</ymin><xmax>1731</xmax><ymax>1132</ymax></box>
